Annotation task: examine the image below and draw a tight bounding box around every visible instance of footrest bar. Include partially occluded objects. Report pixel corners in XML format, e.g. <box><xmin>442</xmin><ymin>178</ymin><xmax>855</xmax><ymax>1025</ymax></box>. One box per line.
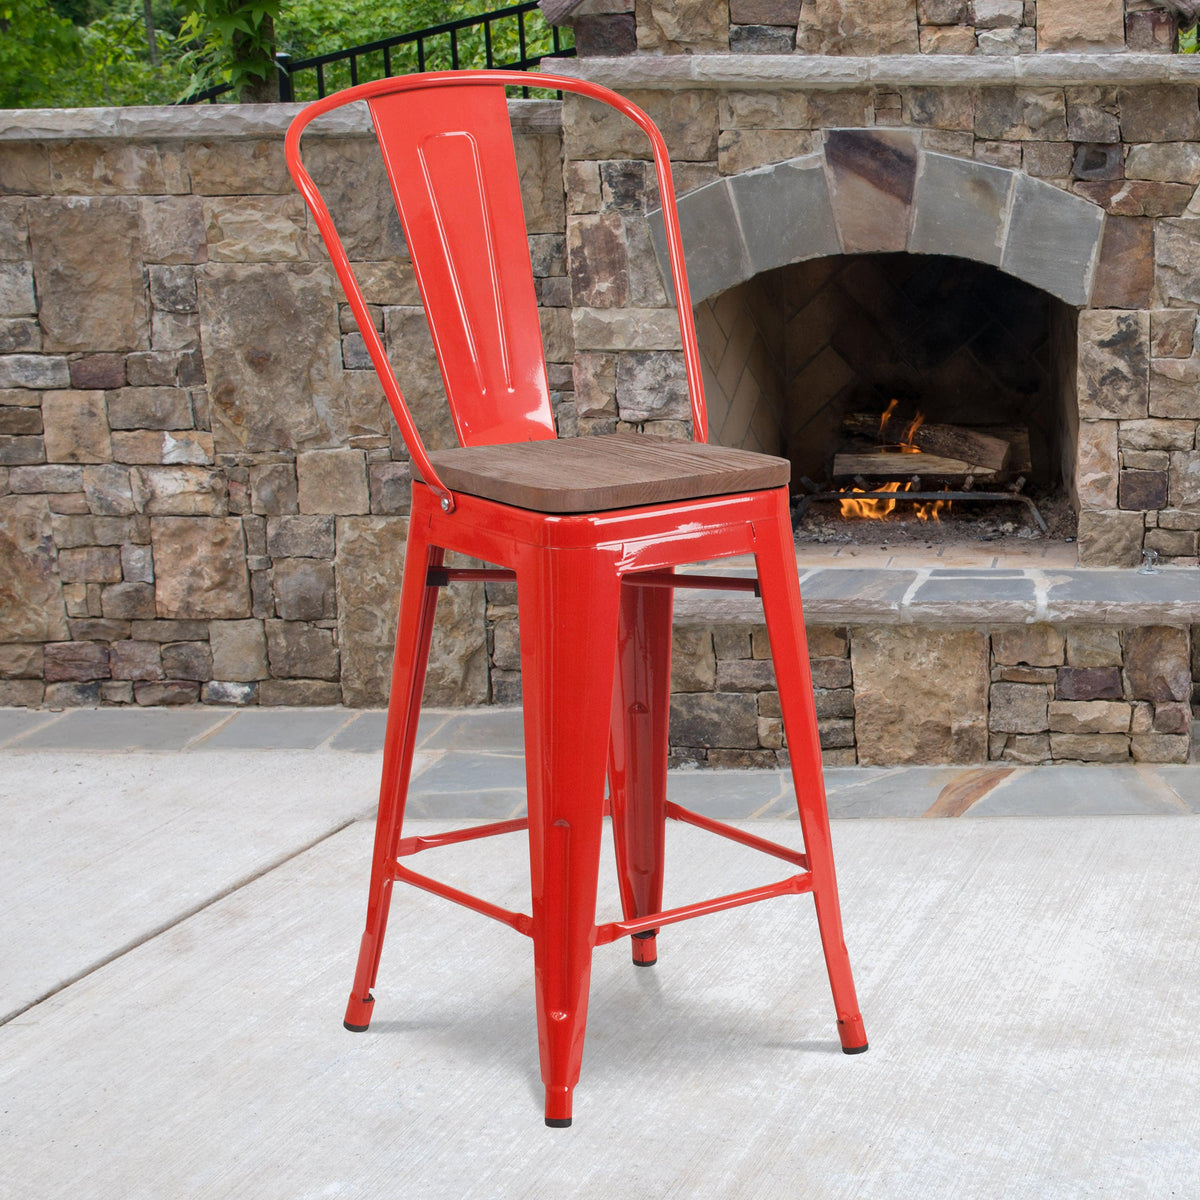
<box><xmin>393</xmin><ymin>863</ymin><xmax>533</xmax><ymax>936</ymax></box>
<box><xmin>397</xmin><ymin>817</ymin><xmax>529</xmax><ymax>857</ymax></box>
<box><xmin>665</xmin><ymin>801</ymin><xmax>808</xmax><ymax>868</ymax></box>
<box><xmin>595</xmin><ymin>873</ymin><xmax>812</xmax><ymax>945</ymax></box>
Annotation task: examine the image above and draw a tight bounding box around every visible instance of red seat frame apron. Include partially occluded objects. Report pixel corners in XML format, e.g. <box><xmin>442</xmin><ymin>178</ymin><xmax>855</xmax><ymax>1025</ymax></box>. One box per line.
<box><xmin>286</xmin><ymin>69</ymin><xmax>867</xmax><ymax>1128</ymax></box>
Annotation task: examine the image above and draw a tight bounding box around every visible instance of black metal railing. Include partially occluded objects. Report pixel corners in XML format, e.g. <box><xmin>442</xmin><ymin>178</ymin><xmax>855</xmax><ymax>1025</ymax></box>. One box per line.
<box><xmin>182</xmin><ymin>2</ymin><xmax>574</xmax><ymax>104</ymax></box>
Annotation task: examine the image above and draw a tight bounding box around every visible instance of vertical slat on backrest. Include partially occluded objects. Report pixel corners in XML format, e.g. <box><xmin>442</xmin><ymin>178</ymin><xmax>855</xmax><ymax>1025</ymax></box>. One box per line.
<box><xmin>368</xmin><ymin>83</ymin><xmax>555</xmax><ymax>448</ymax></box>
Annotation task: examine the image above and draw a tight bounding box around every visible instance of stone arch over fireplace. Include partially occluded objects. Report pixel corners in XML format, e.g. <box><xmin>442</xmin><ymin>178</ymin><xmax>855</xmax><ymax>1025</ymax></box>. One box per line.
<box><xmin>653</xmin><ymin>131</ymin><xmax>1104</xmax><ymax>518</ymax></box>
<box><xmin>651</xmin><ymin>129</ymin><xmax>1106</xmax><ymax>308</ymax></box>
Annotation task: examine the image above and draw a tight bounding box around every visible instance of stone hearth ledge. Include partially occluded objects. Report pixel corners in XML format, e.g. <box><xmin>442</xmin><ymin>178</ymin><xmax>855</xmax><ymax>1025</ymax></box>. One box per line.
<box><xmin>671</xmin><ymin>565</ymin><xmax>1200</xmax><ymax>628</ymax></box>
<box><xmin>554</xmin><ymin>53</ymin><xmax>1200</xmax><ymax>91</ymax></box>
<box><xmin>0</xmin><ymin>99</ymin><xmax>562</xmax><ymax>141</ymax></box>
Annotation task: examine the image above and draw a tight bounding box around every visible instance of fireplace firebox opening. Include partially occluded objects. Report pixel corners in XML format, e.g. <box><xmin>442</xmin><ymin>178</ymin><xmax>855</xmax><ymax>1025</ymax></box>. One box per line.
<box><xmin>696</xmin><ymin>252</ymin><xmax>1080</xmax><ymax>546</ymax></box>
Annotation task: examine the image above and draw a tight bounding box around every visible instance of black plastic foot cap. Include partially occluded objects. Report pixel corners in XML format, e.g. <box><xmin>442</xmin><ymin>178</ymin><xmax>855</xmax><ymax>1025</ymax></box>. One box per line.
<box><xmin>344</xmin><ymin>1020</ymin><xmax>371</xmax><ymax>1032</ymax></box>
<box><xmin>842</xmin><ymin>1042</ymin><xmax>869</xmax><ymax>1055</ymax></box>
<box><xmin>545</xmin><ymin>1117</ymin><xmax>572</xmax><ymax>1128</ymax></box>
<box><xmin>632</xmin><ymin>957</ymin><xmax>658</xmax><ymax>967</ymax></box>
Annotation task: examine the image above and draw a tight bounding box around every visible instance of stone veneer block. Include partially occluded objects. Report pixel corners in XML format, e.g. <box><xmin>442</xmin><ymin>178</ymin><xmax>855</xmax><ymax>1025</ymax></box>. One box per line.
<box><xmin>0</xmin><ymin>261</ymin><xmax>34</xmax><ymax>316</ymax></box>
<box><xmin>992</xmin><ymin>624</ymin><xmax>1064</xmax><ymax>667</ymax></box>
<box><xmin>730</xmin><ymin>0</ymin><xmax>802</xmax><ymax>21</ymax></box>
<box><xmin>131</xmin><ymin>465</ymin><xmax>227</xmax><ymax>516</ymax></box>
<box><xmin>296</xmin><ymin>448</ymin><xmax>369</xmax><ymax>516</ymax></box>
<box><xmin>1169</xmin><ymin>449</ymin><xmax>1200</xmax><ymax>509</ymax></box>
<box><xmin>1119</xmin><ymin>86</ymin><xmax>1200</xmax><ymax>145</ymax></box>
<box><xmin>1075</xmin><ymin>420</ymin><xmax>1118</xmax><ymax>509</ymax></box>
<box><xmin>796</xmin><ymin>0</ymin><xmax>921</xmax><ymax>54</ymax></box>
<box><xmin>910</xmin><ymin>153</ymin><xmax>1013</xmax><ymax>266</ymax></box>
<box><xmin>636</xmin><ymin>0</ymin><xmax>729</xmax><ymax>52</ymax></box>
<box><xmin>1065</xmin><ymin>627</ymin><xmax>1122</xmax><ymax>668</ymax></box>
<box><xmin>1149</xmin><ymin>359</ymin><xmax>1200</xmax><ymax>419</ymax></box>
<box><xmin>1048</xmin><ymin>733</ymin><xmax>1129</xmax><ymax>763</ymax></box>
<box><xmin>1038</xmin><ymin>0</ymin><xmax>1124</xmax><ymax>51</ymax></box>
<box><xmin>27</xmin><ymin>197</ymin><xmax>148</xmax><ymax>354</ymax></box>
<box><xmin>825</xmin><ymin>129</ymin><xmax>918</xmax><ymax>254</ymax></box>
<box><xmin>1047</xmin><ymin>700</ymin><xmax>1131</xmax><ymax>735</ymax></box>
<box><xmin>1154</xmin><ymin>219</ymin><xmax>1200</xmax><ymax>307</ymax></box>
<box><xmin>727</xmin><ymin>156</ymin><xmax>841</xmax><ymax>278</ymax></box>
<box><xmin>151</xmin><ymin>516</ymin><xmax>250</xmax><ymax>620</ymax></box>
<box><xmin>568</xmin><ymin>212</ymin><xmax>629</xmax><ymax>309</ymax></box>
<box><xmin>852</xmin><ymin>626</ymin><xmax>989</xmax><ymax>765</ymax></box>
<box><xmin>0</xmin><ymin>495</ymin><xmax>69</xmax><ymax>641</ymax></box>
<box><xmin>572</xmin><ymin>307</ymin><xmax>683</xmax><ymax>351</ymax></box>
<box><xmin>1090</xmin><ymin>217</ymin><xmax>1154</xmax><ymax>311</ymax></box>
<box><xmin>989</xmin><ymin>682</ymin><xmax>1051</xmax><ymax>734</ymax></box>
<box><xmin>198</xmin><ymin>263</ymin><xmax>345</xmax><ymax>455</ymax></box>
<box><xmin>1076</xmin><ymin>311</ymin><xmax>1149</xmax><ymax>420</ymax></box>
<box><xmin>300</xmin><ymin>140</ymin><xmax>407</xmax><ymax>261</ymax></box>
<box><xmin>41</xmin><ymin>391</ymin><xmax>111</xmax><ymax>463</ymax></box>
<box><xmin>208</xmin><ymin>619</ymin><xmax>268</xmax><ymax>682</ymax></box>
<box><xmin>1124</xmin><ymin>625</ymin><xmax>1193</xmax><ymax>703</ymax></box>
<box><xmin>1075</xmin><ymin>510</ymin><xmax>1145</xmax><ymax>567</ymax></box>
<box><xmin>1002</xmin><ymin>175</ymin><xmax>1102</xmax><ymax>306</ymax></box>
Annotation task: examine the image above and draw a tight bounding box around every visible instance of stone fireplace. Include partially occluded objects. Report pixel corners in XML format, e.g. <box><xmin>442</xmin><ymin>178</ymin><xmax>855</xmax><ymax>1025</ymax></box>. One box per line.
<box><xmin>556</xmin><ymin>41</ymin><xmax>1200</xmax><ymax>568</ymax></box>
<box><xmin>0</xmin><ymin>0</ymin><xmax>1197</xmax><ymax>766</ymax></box>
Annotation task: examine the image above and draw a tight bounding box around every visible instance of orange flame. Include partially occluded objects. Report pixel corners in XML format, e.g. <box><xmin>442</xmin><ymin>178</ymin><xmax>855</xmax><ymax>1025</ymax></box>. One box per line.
<box><xmin>901</xmin><ymin>412</ymin><xmax>924</xmax><ymax>452</ymax></box>
<box><xmin>838</xmin><ymin>480</ymin><xmax>952</xmax><ymax>522</ymax></box>
<box><xmin>878</xmin><ymin>399</ymin><xmax>900</xmax><ymax>440</ymax></box>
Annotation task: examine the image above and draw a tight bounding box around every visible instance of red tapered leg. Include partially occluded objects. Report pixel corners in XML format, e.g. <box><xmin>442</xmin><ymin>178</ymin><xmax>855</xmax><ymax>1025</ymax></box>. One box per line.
<box><xmin>344</xmin><ymin>518</ymin><xmax>444</xmax><ymax>1031</ymax></box>
<box><xmin>607</xmin><ymin>577</ymin><xmax>673</xmax><ymax>966</ymax></box>
<box><xmin>754</xmin><ymin>490</ymin><xmax>867</xmax><ymax>1053</ymax></box>
<box><xmin>517</xmin><ymin>545</ymin><xmax>623</xmax><ymax>1127</ymax></box>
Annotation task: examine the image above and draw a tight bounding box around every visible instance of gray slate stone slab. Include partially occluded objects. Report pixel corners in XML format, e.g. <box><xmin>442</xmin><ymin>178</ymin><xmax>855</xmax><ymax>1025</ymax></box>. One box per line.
<box><xmin>649</xmin><ymin>177</ymin><xmax>750</xmax><ymax>304</ymax></box>
<box><xmin>728</xmin><ymin>155</ymin><xmax>841</xmax><ymax>276</ymax></box>
<box><xmin>12</xmin><ymin>707</ymin><xmax>227</xmax><ymax>751</ymax></box>
<box><xmin>199</xmin><ymin>708</ymin><xmax>354</xmax><ymax>750</ymax></box>
<box><xmin>421</xmin><ymin>706</ymin><xmax>527</xmax><ymax>753</ymax></box>
<box><xmin>910</xmin><ymin>153</ymin><xmax>1014</xmax><ymax>266</ymax></box>
<box><xmin>1001</xmin><ymin>173</ymin><xmax>1103</xmax><ymax>305</ymax></box>
<box><xmin>1043</xmin><ymin>568</ymin><xmax>1200</xmax><ymax>623</ymax></box>
<box><xmin>967</xmin><ymin>765</ymin><xmax>1188</xmax><ymax>816</ymax></box>
<box><xmin>0</xmin><ymin>709</ymin><xmax>60</xmax><ymax>747</ymax></box>
<box><xmin>906</xmin><ymin>574</ymin><xmax>1037</xmax><ymax>622</ymax></box>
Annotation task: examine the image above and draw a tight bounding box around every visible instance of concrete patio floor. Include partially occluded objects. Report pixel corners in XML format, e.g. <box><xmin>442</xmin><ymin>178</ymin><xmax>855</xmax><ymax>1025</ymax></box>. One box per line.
<box><xmin>2</xmin><ymin>706</ymin><xmax>1199</xmax><ymax>1198</ymax></box>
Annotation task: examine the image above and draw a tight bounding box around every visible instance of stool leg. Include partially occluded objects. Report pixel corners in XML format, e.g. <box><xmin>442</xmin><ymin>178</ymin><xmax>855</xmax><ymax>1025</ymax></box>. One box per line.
<box><xmin>517</xmin><ymin>547</ymin><xmax>623</xmax><ymax>1127</ymax></box>
<box><xmin>755</xmin><ymin>492</ymin><xmax>868</xmax><ymax>1054</ymax></box>
<box><xmin>608</xmin><ymin>578</ymin><xmax>672</xmax><ymax>967</ymax></box>
<box><xmin>343</xmin><ymin>527</ymin><xmax>444</xmax><ymax>1032</ymax></box>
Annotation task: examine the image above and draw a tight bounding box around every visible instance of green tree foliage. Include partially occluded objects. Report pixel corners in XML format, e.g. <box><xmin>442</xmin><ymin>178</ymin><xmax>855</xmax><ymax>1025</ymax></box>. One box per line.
<box><xmin>0</xmin><ymin>0</ymin><xmax>79</xmax><ymax>107</ymax></box>
<box><xmin>0</xmin><ymin>0</ymin><xmax>568</xmax><ymax>108</ymax></box>
<box><xmin>178</xmin><ymin>0</ymin><xmax>279</xmax><ymax>101</ymax></box>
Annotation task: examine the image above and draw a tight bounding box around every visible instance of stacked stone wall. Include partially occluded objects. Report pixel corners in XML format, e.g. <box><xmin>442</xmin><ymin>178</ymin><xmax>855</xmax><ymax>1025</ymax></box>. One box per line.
<box><xmin>0</xmin><ymin>105</ymin><xmax>572</xmax><ymax>709</ymax></box>
<box><xmin>563</xmin><ymin>0</ymin><xmax>1177</xmax><ymax>57</ymax></box>
<box><xmin>656</xmin><ymin>619</ymin><xmax>1198</xmax><ymax>765</ymax></box>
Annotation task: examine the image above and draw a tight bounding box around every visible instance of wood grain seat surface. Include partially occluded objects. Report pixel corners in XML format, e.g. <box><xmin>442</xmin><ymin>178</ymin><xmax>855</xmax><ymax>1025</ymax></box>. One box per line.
<box><xmin>425</xmin><ymin>432</ymin><xmax>791</xmax><ymax>513</ymax></box>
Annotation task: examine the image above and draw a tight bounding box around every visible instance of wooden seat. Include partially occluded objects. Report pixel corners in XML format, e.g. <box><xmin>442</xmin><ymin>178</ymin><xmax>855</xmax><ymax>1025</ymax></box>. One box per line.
<box><xmin>425</xmin><ymin>432</ymin><xmax>791</xmax><ymax>513</ymax></box>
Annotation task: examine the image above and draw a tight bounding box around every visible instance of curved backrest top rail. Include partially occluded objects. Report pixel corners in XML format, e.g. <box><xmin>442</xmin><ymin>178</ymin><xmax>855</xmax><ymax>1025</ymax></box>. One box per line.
<box><xmin>286</xmin><ymin>70</ymin><xmax>707</xmax><ymax>515</ymax></box>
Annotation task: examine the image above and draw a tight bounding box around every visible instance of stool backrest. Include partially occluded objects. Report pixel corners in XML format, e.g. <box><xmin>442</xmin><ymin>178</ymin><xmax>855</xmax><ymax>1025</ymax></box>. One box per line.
<box><xmin>286</xmin><ymin>70</ymin><xmax>706</xmax><ymax>513</ymax></box>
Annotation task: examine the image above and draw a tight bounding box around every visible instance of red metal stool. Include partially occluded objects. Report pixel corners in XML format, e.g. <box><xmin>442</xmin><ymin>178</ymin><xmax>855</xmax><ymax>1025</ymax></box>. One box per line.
<box><xmin>286</xmin><ymin>69</ymin><xmax>867</xmax><ymax>1127</ymax></box>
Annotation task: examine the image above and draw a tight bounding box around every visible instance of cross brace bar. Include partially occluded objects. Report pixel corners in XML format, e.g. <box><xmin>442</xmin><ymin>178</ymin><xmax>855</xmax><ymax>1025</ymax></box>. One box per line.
<box><xmin>594</xmin><ymin>873</ymin><xmax>813</xmax><ymax>945</ymax></box>
<box><xmin>427</xmin><ymin>566</ymin><xmax>760</xmax><ymax>595</ymax></box>
<box><xmin>390</xmin><ymin>803</ymin><xmax>814</xmax><ymax>946</ymax></box>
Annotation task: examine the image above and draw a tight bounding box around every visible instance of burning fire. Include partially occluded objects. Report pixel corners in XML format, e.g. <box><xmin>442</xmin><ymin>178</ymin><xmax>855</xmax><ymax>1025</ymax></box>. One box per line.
<box><xmin>837</xmin><ymin>402</ymin><xmax>951</xmax><ymax>521</ymax></box>
<box><xmin>879</xmin><ymin>400</ymin><xmax>924</xmax><ymax>452</ymax></box>
<box><xmin>838</xmin><ymin>480</ymin><xmax>950</xmax><ymax>522</ymax></box>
